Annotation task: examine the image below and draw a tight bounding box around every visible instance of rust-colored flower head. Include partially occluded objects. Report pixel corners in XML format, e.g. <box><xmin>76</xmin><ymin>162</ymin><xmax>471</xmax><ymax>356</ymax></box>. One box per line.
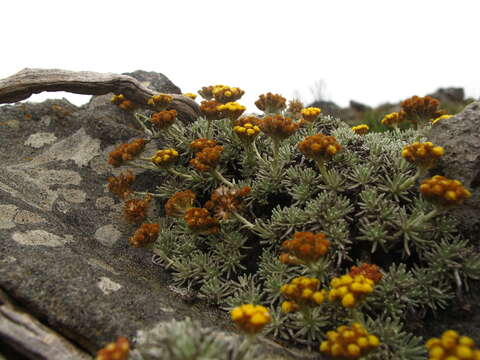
<box><xmin>190</xmin><ymin>145</ymin><xmax>224</xmax><ymax>172</ymax></box>
<box><xmin>151</xmin><ymin>148</ymin><xmax>179</xmax><ymax>168</ymax></box>
<box><xmin>260</xmin><ymin>114</ymin><xmax>300</xmax><ymax>142</ymax></box>
<box><xmin>233</xmin><ymin>116</ymin><xmax>262</xmax><ymax>144</ymax></box>
<box><xmin>328</xmin><ymin>274</ymin><xmax>375</xmax><ymax>308</ymax></box>
<box><xmin>184</xmin><ymin>207</ymin><xmax>220</xmax><ymax>234</ymax></box>
<box><xmin>286</xmin><ymin>99</ymin><xmax>304</xmax><ymax>118</ymax></box>
<box><xmin>301</xmin><ymin>107</ymin><xmax>322</xmax><ymax>123</ymax></box>
<box><xmin>96</xmin><ymin>336</ymin><xmax>130</xmax><ymax>360</ymax></box>
<box><xmin>381</xmin><ymin>111</ymin><xmax>406</xmax><ymax>127</ymax></box>
<box><xmin>147</xmin><ymin>94</ymin><xmax>173</xmax><ymax>109</ymax></box>
<box><xmin>351</xmin><ymin>124</ymin><xmax>369</xmax><ymax>135</ymax></box>
<box><xmin>298</xmin><ymin>134</ymin><xmax>342</xmax><ymax>161</ymax></box>
<box><xmin>204</xmin><ymin>185</ymin><xmax>251</xmax><ymax>220</ymax></box>
<box><xmin>190</xmin><ymin>138</ymin><xmax>218</xmax><ymax>152</ymax></box>
<box><xmin>401</xmin><ymin>95</ymin><xmax>446</xmax><ymax>125</ymax></box>
<box><xmin>255</xmin><ymin>92</ymin><xmax>287</xmax><ymax>113</ymax></box>
<box><xmin>280</xmin><ymin>231</ymin><xmax>330</xmax><ymax>265</ymax></box>
<box><xmin>107</xmin><ymin>170</ymin><xmax>136</xmax><ymax>199</ymax></box>
<box><xmin>108</xmin><ymin>138</ymin><xmax>147</xmax><ymax>167</ymax></box>
<box><xmin>165</xmin><ymin>190</ymin><xmax>197</xmax><ymax>217</ymax></box>
<box><xmin>129</xmin><ymin>223</ymin><xmax>159</xmax><ymax>248</ymax></box>
<box><xmin>212</xmin><ymin>85</ymin><xmax>245</xmax><ymax>103</ymax></box>
<box><xmin>200</xmin><ymin>100</ymin><xmax>223</xmax><ymax>121</ymax></box>
<box><xmin>426</xmin><ymin>330</ymin><xmax>480</xmax><ymax>360</ymax></box>
<box><xmin>217</xmin><ymin>102</ymin><xmax>246</xmax><ymax>121</ymax></box>
<box><xmin>349</xmin><ymin>263</ymin><xmax>383</xmax><ymax>284</ymax></box>
<box><xmin>320</xmin><ymin>323</ymin><xmax>380</xmax><ymax>359</ymax></box>
<box><xmin>111</xmin><ymin>94</ymin><xmax>136</xmax><ymax>111</ymax></box>
<box><xmin>401</xmin><ymin>142</ymin><xmax>445</xmax><ymax>170</ymax></box>
<box><xmin>419</xmin><ymin>176</ymin><xmax>471</xmax><ymax>207</ymax></box>
<box><xmin>123</xmin><ymin>194</ymin><xmax>152</xmax><ymax>224</ymax></box>
<box><xmin>280</xmin><ymin>276</ymin><xmax>326</xmax><ymax>313</ymax></box>
<box><xmin>198</xmin><ymin>86</ymin><xmax>215</xmax><ymax>100</ymax></box>
<box><xmin>432</xmin><ymin>114</ymin><xmax>453</xmax><ymax>125</ymax></box>
<box><xmin>230</xmin><ymin>304</ymin><xmax>271</xmax><ymax>334</ymax></box>
<box><xmin>183</xmin><ymin>92</ymin><xmax>197</xmax><ymax>100</ymax></box>
<box><xmin>150</xmin><ymin>110</ymin><xmax>177</xmax><ymax>130</ymax></box>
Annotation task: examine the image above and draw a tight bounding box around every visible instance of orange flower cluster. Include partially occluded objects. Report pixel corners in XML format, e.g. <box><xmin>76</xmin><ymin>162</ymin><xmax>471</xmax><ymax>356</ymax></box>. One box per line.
<box><xmin>301</xmin><ymin>107</ymin><xmax>322</xmax><ymax>123</ymax></box>
<box><xmin>260</xmin><ymin>114</ymin><xmax>299</xmax><ymax>141</ymax></box>
<box><xmin>349</xmin><ymin>263</ymin><xmax>383</xmax><ymax>284</ymax></box>
<box><xmin>298</xmin><ymin>134</ymin><xmax>342</xmax><ymax>161</ymax></box>
<box><xmin>147</xmin><ymin>94</ymin><xmax>173</xmax><ymax>109</ymax></box>
<box><xmin>381</xmin><ymin>111</ymin><xmax>406</xmax><ymax>127</ymax></box>
<box><xmin>96</xmin><ymin>336</ymin><xmax>130</xmax><ymax>360</ymax></box>
<box><xmin>287</xmin><ymin>99</ymin><xmax>304</xmax><ymax>118</ymax></box>
<box><xmin>320</xmin><ymin>323</ymin><xmax>380</xmax><ymax>359</ymax></box>
<box><xmin>351</xmin><ymin>124</ymin><xmax>369</xmax><ymax>135</ymax></box>
<box><xmin>401</xmin><ymin>95</ymin><xmax>446</xmax><ymax>124</ymax></box>
<box><xmin>165</xmin><ymin>190</ymin><xmax>196</xmax><ymax>217</ymax></box>
<box><xmin>426</xmin><ymin>330</ymin><xmax>480</xmax><ymax>360</ymax></box>
<box><xmin>184</xmin><ymin>207</ymin><xmax>219</xmax><ymax>234</ymax></box>
<box><xmin>108</xmin><ymin>139</ymin><xmax>146</xmax><ymax>167</ymax></box>
<box><xmin>198</xmin><ymin>86</ymin><xmax>215</xmax><ymax>100</ymax></box>
<box><xmin>190</xmin><ymin>138</ymin><xmax>218</xmax><ymax>152</ymax></box>
<box><xmin>280</xmin><ymin>231</ymin><xmax>329</xmax><ymax>265</ymax></box>
<box><xmin>123</xmin><ymin>194</ymin><xmax>152</xmax><ymax>224</ymax></box>
<box><xmin>401</xmin><ymin>142</ymin><xmax>445</xmax><ymax>170</ymax></box>
<box><xmin>212</xmin><ymin>85</ymin><xmax>245</xmax><ymax>103</ymax></box>
<box><xmin>190</xmin><ymin>145</ymin><xmax>224</xmax><ymax>172</ymax></box>
<box><xmin>217</xmin><ymin>102</ymin><xmax>246</xmax><ymax>121</ymax></box>
<box><xmin>233</xmin><ymin>116</ymin><xmax>262</xmax><ymax>143</ymax></box>
<box><xmin>328</xmin><ymin>274</ymin><xmax>374</xmax><ymax>308</ymax></box>
<box><xmin>107</xmin><ymin>170</ymin><xmax>135</xmax><ymax>199</ymax></box>
<box><xmin>280</xmin><ymin>277</ymin><xmax>326</xmax><ymax>313</ymax></box>
<box><xmin>151</xmin><ymin>148</ymin><xmax>179</xmax><ymax>168</ymax></box>
<box><xmin>255</xmin><ymin>92</ymin><xmax>287</xmax><ymax>113</ymax></box>
<box><xmin>230</xmin><ymin>304</ymin><xmax>271</xmax><ymax>334</ymax></box>
<box><xmin>129</xmin><ymin>223</ymin><xmax>159</xmax><ymax>248</ymax></box>
<box><xmin>420</xmin><ymin>176</ymin><xmax>471</xmax><ymax>207</ymax></box>
<box><xmin>111</xmin><ymin>94</ymin><xmax>136</xmax><ymax>111</ymax></box>
<box><xmin>204</xmin><ymin>185</ymin><xmax>251</xmax><ymax>220</ymax></box>
<box><xmin>150</xmin><ymin>110</ymin><xmax>177</xmax><ymax>130</ymax></box>
<box><xmin>200</xmin><ymin>100</ymin><xmax>223</xmax><ymax>121</ymax></box>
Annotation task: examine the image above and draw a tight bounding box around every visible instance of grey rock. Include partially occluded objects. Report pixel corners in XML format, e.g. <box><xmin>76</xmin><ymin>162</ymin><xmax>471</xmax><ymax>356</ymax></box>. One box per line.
<box><xmin>428</xmin><ymin>87</ymin><xmax>465</xmax><ymax>104</ymax></box>
<box><xmin>428</xmin><ymin>100</ymin><xmax>480</xmax><ymax>238</ymax></box>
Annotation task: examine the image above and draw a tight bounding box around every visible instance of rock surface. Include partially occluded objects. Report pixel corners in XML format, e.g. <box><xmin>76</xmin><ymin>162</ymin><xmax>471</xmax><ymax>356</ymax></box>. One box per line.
<box><xmin>0</xmin><ymin>72</ymin><xmax>308</xmax><ymax>359</ymax></box>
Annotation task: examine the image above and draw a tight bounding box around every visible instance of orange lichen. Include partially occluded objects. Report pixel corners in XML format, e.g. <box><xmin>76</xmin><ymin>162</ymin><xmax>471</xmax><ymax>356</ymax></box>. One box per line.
<box><xmin>204</xmin><ymin>185</ymin><xmax>251</xmax><ymax>220</ymax></box>
<box><xmin>419</xmin><ymin>176</ymin><xmax>471</xmax><ymax>207</ymax></box>
<box><xmin>298</xmin><ymin>134</ymin><xmax>342</xmax><ymax>161</ymax></box>
<box><xmin>280</xmin><ymin>276</ymin><xmax>326</xmax><ymax>313</ymax></box>
<box><xmin>280</xmin><ymin>231</ymin><xmax>330</xmax><ymax>265</ymax></box>
<box><xmin>165</xmin><ymin>190</ymin><xmax>197</xmax><ymax>217</ymax></box>
<box><xmin>123</xmin><ymin>194</ymin><xmax>152</xmax><ymax>224</ymax></box>
<box><xmin>107</xmin><ymin>170</ymin><xmax>136</xmax><ymax>199</ymax></box>
<box><xmin>349</xmin><ymin>263</ymin><xmax>383</xmax><ymax>284</ymax></box>
<box><xmin>190</xmin><ymin>145</ymin><xmax>224</xmax><ymax>172</ymax></box>
<box><xmin>259</xmin><ymin>114</ymin><xmax>299</xmax><ymax>141</ymax></box>
<box><xmin>255</xmin><ymin>92</ymin><xmax>287</xmax><ymax>113</ymax></box>
<box><xmin>230</xmin><ymin>304</ymin><xmax>271</xmax><ymax>334</ymax></box>
<box><xmin>108</xmin><ymin>138</ymin><xmax>146</xmax><ymax>167</ymax></box>
<box><xmin>184</xmin><ymin>207</ymin><xmax>220</xmax><ymax>234</ymax></box>
<box><xmin>401</xmin><ymin>142</ymin><xmax>445</xmax><ymax>170</ymax></box>
<box><xmin>96</xmin><ymin>336</ymin><xmax>130</xmax><ymax>360</ymax></box>
<box><xmin>150</xmin><ymin>110</ymin><xmax>177</xmax><ymax>130</ymax></box>
<box><xmin>129</xmin><ymin>223</ymin><xmax>159</xmax><ymax>248</ymax></box>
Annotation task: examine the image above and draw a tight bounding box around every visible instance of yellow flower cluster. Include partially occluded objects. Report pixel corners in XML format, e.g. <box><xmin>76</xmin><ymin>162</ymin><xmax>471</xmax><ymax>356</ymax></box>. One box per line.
<box><xmin>381</xmin><ymin>111</ymin><xmax>406</xmax><ymax>127</ymax></box>
<box><xmin>298</xmin><ymin>134</ymin><xmax>342</xmax><ymax>161</ymax></box>
<box><xmin>230</xmin><ymin>304</ymin><xmax>271</xmax><ymax>334</ymax></box>
<box><xmin>183</xmin><ymin>92</ymin><xmax>197</xmax><ymax>99</ymax></box>
<box><xmin>301</xmin><ymin>107</ymin><xmax>322</xmax><ymax>123</ymax></box>
<box><xmin>111</xmin><ymin>94</ymin><xmax>136</xmax><ymax>111</ymax></box>
<box><xmin>233</xmin><ymin>118</ymin><xmax>261</xmax><ymax>143</ymax></box>
<box><xmin>280</xmin><ymin>277</ymin><xmax>326</xmax><ymax>313</ymax></box>
<box><xmin>351</xmin><ymin>124</ymin><xmax>369</xmax><ymax>135</ymax></box>
<box><xmin>96</xmin><ymin>336</ymin><xmax>130</xmax><ymax>360</ymax></box>
<box><xmin>426</xmin><ymin>330</ymin><xmax>480</xmax><ymax>360</ymax></box>
<box><xmin>255</xmin><ymin>92</ymin><xmax>287</xmax><ymax>113</ymax></box>
<box><xmin>151</xmin><ymin>149</ymin><xmax>179</xmax><ymax>168</ymax></box>
<box><xmin>320</xmin><ymin>323</ymin><xmax>380</xmax><ymax>359</ymax></box>
<box><xmin>147</xmin><ymin>94</ymin><xmax>173</xmax><ymax>109</ymax></box>
<box><xmin>217</xmin><ymin>102</ymin><xmax>246</xmax><ymax>121</ymax></box>
<box><xmin>212</xmin><ymin>85</ymin><xmax>245</xmax><ymax>103</ymax></box>
<box><xmin>328</xmin><ymin>274</ymin><xmax>374</xmax><ymax>308</ymax></box>
<box><xmin>432</xmin><ymin>114</ymin><xmax>453</xmax><ymax>125</ymax></box>
<box><xmin>401</xmin><ymin>142</ymin><xmax>445</xmax><ymax>170</ymax></box>
<box><xmin>420</xmin><ymin>176</ymin><xmax>472</xmax><ymax>207</ymax></box>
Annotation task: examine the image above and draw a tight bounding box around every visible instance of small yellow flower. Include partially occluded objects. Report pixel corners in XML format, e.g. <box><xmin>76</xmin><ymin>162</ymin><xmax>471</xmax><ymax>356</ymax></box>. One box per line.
<box><xmin>401</xmin><ymin>141</ymin><xmax>445</xmax><ymax>170</ymax></box>
<box><xmin>426</xmin><ymin>330</ymin><xmax>480</xmax><ymax>360</ymax></box>
<box><xmin>212</xmin><ymin>85</ymin><xmax>245</xmax><ymax>103</ymax></box>
<box><xmin>280</xmin><ymin>276</ymin><xmax>326</xmax><ymax>312</ymax></box>
<box><xmin>183</xmin><ymin>92</ymin><xmax>197</xmax><ymax>100</ymax></box>
<box><xmin>151</xmin><ymin>149</ymin><xmax>179</xmax><ymax>168</ymax></box>
<box><xmin>233</xmin><ymin>116</ymin><xmax>262</xmax><ymax>144</ymax></box>
<box><xmin>301</xmin><ymin>107</ymin><xmax>322</xmax><ymax>123</ymax></box>
<box><xmin>147</xmin><ymin>94</ymin><xmax>173</xmax><ymax>109</ymax></box>
<box><xmin>381</xmin><ymin>111</ymin><xmax>406</xmax><ymax>127</ymax></box>
<box><xmin>111</xmin><ymin>94</ymin><xmax>136</xmax><ymax>111</ymax></box>
<box><xmin>351</xmin><ymin>124</ymin><xmax>369</xmax><ymax>135</ymax></box>
<box><xmin>419</xmin><ymin>175</ymin><xmax>471</xmax><ymax>207</ymax></box>
<box><xmin>230</xmin><ymin>304</ymin><xmax>271</xmax><ymax>334</ymax></box>
<box><xmin>298</xmin><ymin>134</ymin><xmax>342</xmax><ymax>161</ymax></box>
<box><xmin>217</xmin><ymin>102</ymin><xmax>246</xmax><ymax>121</ymax></box>
<box><xmin>432</xmin><ymin>114</ymin><xmax>453</xmax><ymax>124</ymax></box>
<box><xmin>328</xmin><ymin>274</ymin><xmax>374</xmax><ymax>308</ymax></box>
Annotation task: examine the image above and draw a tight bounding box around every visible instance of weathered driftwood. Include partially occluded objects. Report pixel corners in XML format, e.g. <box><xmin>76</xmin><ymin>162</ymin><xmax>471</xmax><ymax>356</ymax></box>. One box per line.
<box><xmin>0</xmin><ymin>288</ymin><xmax>91</xmax><ymax>360</ymax></box>
<box><xmin>0</xmin><ymin>68</ymin><xmax>200</xmax><ymax>122</ymax></box>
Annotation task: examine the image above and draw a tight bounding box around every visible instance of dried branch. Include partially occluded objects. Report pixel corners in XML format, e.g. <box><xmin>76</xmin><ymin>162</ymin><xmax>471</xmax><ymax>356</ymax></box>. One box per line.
<box><xmin>0</xmin><ymin>68</ymin><xmax>200</xmax><ymax>123</ymax></box>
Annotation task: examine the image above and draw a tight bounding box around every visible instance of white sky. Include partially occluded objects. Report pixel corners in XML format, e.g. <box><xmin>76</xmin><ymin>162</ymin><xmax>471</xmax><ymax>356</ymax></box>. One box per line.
<box><xmin>1</xmin><ymin>0</ymin><xmax>479</xmax><ymax>110</ymax></box>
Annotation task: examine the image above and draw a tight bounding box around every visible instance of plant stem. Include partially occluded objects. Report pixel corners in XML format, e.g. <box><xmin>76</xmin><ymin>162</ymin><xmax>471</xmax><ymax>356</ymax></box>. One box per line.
<box><xmin>252</xmin><ymin>141</ymin><xmax>267</xmax><ymax>165</ymax></box>
<box><xmin>315</xmin><ymin>158</ymin><xmax>329</xmax><ymax>180</ymax></box>
<box><xmin>232</xmin><ymin>211</ymin><xmax>255</xmax><ymax>229</ymax></box>
<box><xmin>168</xmin><ymin>168</ymin><xmax>193</xmax><ymax>180</ymax></box>
<box><xmin>129</xmin><ymin>161</ymin><xmax>161</xmax><ymax>172</ymax></box>
<box><xmin>206</xmin><ymin>119</ymin><xmax>213</xmax><ymax>139</ymax></box>
<box><xmin>211</xmin><ymin>169</ymin><xmax>234</xmax><ymax>187</ymax></box>
<box><xmin>134</xmin><ymin>113</ymin><xmax>153</xmax><ymax>136</ymax></box>
<box><xmin>272</xmin><ymin>138</ymin><xmax>281</xmax><ymax>174</ymax></box>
